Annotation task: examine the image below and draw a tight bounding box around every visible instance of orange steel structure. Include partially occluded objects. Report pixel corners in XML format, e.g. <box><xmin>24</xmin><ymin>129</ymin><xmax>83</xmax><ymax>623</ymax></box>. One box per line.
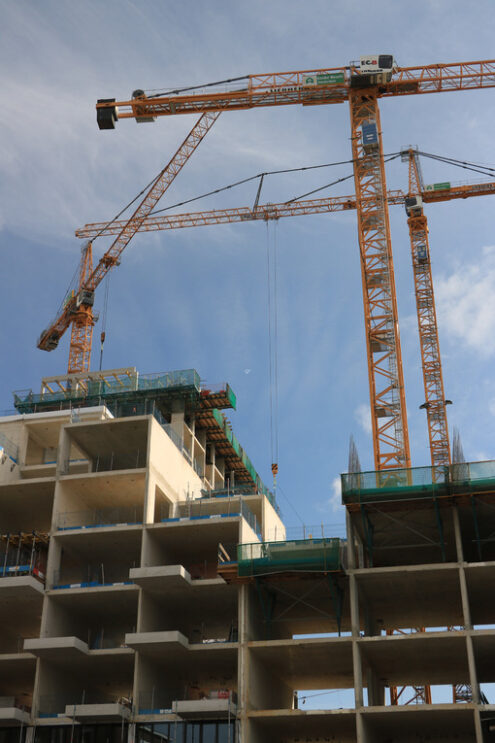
<box><xmin>405</xmin><ymin>149</ymin><xmax>451</xmax><ymax>468</ymax></box>
<box><xmin>348</xmin><ymin>89</ymin><xmax>410</xmax><ymax>469</ymax></box>
<box><xmin>96</xmin><ymin>60</ymin><xmax>495</xmax><ymax>120</ymax></box>
<box><xmin>78</xmin><ymin>174</ymin><xmax>495</xmax><ymax>469</ymax></box>
<box><xmin>76</xmin><ymin>179</ymin><xmax>495</xmax><ymax>238</ymax></box>
<box><xmin>38</xmin><ymin>111</ymin><xmax>220</xmax><ymax>374</ymax></box>
<box><xmin>93</xmin><ymin>56</ymin><xmax>495</xmax><ymax>472</ymax></box>
<box><xmin>41</xmin><ymin>57</ymin><xmax>495</xmax><ymax>470</ymax></box>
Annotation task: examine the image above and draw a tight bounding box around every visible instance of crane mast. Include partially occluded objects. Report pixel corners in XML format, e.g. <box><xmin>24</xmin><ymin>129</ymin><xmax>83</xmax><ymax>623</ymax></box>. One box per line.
<box><xmin>405</xmin><ymin>148</ymin><xmax>451</xmax><ymax>467</ymax></box>
<box><xmin>349</xmin><ymin>87</ymin><xmax>410</xmax><ymax>470</ymax></box>
<box><xmin>68</xmin><ymin>241</ymin><xmax>95</xmax><ymax>374</ymax></box>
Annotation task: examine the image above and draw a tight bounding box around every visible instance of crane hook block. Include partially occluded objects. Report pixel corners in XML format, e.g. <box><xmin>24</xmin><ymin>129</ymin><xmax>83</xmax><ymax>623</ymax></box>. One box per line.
<box><xmin>97</xmin><ymin>99</ymin><xmax>118</xmax><ymax>130</ymax></box>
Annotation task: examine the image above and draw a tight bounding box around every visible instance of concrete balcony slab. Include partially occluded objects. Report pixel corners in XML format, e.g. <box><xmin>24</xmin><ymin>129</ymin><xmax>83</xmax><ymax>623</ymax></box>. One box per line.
<box><xmin>64</xmin><ymin>703</ymin><xmax>131</xmax><ymax>722</ymax></box>
<box><xmin>130</xmin><ymin>565</ymin><xmax>191</xmax><ymax>590</ymax></box>
<box><xmin>24</xmin><ymin>636</ymin><xmax>89</xmax><ymax>659</ymax></box>
<box><xmin>0</xmin><ymin>707</ymin><xmax>31</xmax><ymax>726</ymax></box>
<box><xmin>0</xmin><ymin>576</ymin><xmax>44</xmax><ymax>598</ymax></box>
<box><xmin>125</xmin><ymin>631</ymin><xmax>189</xmax><ymax>657</ymax></box>
<box><xmin>130</xmin><ymin>565</ymin><xmax>226</xmax><ymax>593</ymax></box>
<box><xmin>171</xmin><ymin>698</ymin><xmax>236</xmax><ymax>719</ymax></box>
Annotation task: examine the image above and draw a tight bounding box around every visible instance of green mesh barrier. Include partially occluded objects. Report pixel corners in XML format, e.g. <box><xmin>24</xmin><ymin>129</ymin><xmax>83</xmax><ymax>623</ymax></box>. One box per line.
<box><xmin>237</xmin><ymin>538</ymin><xmax>342</xmax><ymax>576</ymax></box>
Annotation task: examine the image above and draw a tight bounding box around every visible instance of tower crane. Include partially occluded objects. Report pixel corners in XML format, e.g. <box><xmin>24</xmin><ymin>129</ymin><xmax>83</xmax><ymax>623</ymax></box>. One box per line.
<box><xmin>78</xmin><ymin>165</ymin><xmax>495</xmax><ymax>469</ymax></box>
<box><xmin>38</xmin><ymin>57</ymin><xmax>495</xmax><ymax>470</ymax></box>
<box><xmin>93</xmin><ymin>56</ymin><xmax>495</xmax><ymax>471</ymax></box>
<box><xmin>403</xmin><ymin>148</ymin><xmax>452</xmax><ymax>468</ymax></box>
<box><xmin>37</xmin><ymin>111</ymin><xmax>220</xmax><ymax>374</ymax></box>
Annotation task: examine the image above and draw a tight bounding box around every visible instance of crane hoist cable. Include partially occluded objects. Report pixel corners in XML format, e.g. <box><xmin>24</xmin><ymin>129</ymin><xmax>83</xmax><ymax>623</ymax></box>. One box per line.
<box><xmin>266</xmin><ymin>221</ymin><xmax>279</xmax><ymax>491</ymax></box>
<box><xmin>99</xmin><ymin>272</ymin><xmax>111</xmax><ymax>371</ymax></box>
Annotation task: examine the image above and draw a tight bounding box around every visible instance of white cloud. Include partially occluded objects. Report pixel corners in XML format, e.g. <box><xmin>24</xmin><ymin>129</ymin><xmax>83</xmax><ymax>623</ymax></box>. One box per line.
<box><xmin>435</xmin><ymin>246</ymin><xmax>495</xmax><ymax>357</ymax></box>
<box><xmin>489</xmin><ymin>399</ymin><xmax>495</xmax><ymax>417</ymax></box>
<box><xmin>329</xmin><ymin>476</ymin><xmax>342</xmax><ymax>511</ymax></box>
<box><xmin>355</xmin><ymin>403</ymin><xmax>372</xmax><ymax>435</ymax></box>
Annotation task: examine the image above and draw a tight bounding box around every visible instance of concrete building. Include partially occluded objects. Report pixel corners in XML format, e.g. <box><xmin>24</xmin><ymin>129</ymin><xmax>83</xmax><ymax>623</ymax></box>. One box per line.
<box><xmin>0</xmin><ymin>367</ymin><xmax>494</xmax><ymax>743</ymax></box>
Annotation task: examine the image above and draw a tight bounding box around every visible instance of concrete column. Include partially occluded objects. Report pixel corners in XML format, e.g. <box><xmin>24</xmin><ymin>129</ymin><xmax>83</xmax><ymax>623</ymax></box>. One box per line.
<box><xmin>346</xmin><ymin>510</ymin><xmax>356</xmax><ymax>569</ymax></box>
<box><xmin>453</xmin><ymin>504</ymin><xmax>465</xmax><ymax>562</ymax></box>
<box><xmin>170</xmin><ymin>399</ymin><xmax>185</xmax><ymax>441</ymax></box>
<box><xmin>349</xmin><ymin>572</ymin><xmax>364</xmax><ymax>709</ymax></box>
<box><xmin>238</xmin><ymin>585</ymin><xmax>250</xmax><ymax>743</ymax></box>
<box><xmin>143</xmin><ymin>419</ymin><xmax>155</xmax><ymax>524</ymax></box>
<box><xmin>466</xmin><ymin>633</ymin><xmax>480</xmax><ymax>704</ymax></box>
<box><xmin>56</xmin><ymin>426</ymin><xmax>71</xmax><ymax>477</ymax></box>
<box><xmin>459</xmin><ymin>567</ymin><xmax>473</xmax><ymax>629</ymax></box>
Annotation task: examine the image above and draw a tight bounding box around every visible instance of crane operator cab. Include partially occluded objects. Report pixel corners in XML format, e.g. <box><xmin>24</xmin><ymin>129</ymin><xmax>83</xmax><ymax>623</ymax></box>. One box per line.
<box><xmin>350</xmin><ymin>55</ymin><xmax>396</xmax><ymax>87</ymax></box>
<box><xmin>415</xmin><ymin>243</ymin><xmax>428</xmax><ymax>263</ymax></box>
<box><xmin>404</xmin><ymin>195</ymin><xmax>424</xmax><ymax>217</ymax></box>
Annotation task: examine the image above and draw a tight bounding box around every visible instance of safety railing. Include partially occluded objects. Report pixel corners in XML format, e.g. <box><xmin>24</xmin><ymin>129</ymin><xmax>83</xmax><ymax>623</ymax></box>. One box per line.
<box><xmin>264</xmin><ymin>523</ymin><xmax>347</xmax><ymax>542</ymax></box>
<box><xmin>0</xmin><ymin>535</ymin><xmax>47</xmax><ymax>584</ymax></box>
<box><xmin>52</xmin><ymin>564</ymin><xmax>135</xmax><ymax>589</ymax></box>
<box><xmin>341</xmin><ymin>459</ymin><xmax>495</xmax><ymax>503</ymax></box>
<box><xmin>39</xmin><ymin>692</ymin><xmax>131</xmax><ymax>717</ymax></box>
<box><xmin>60</xmin><ymin>449</ymin><xmax>146</xmax><ymax>475</ymax></box>
<box><xmin>0</xmin><ymin>697</ymin><xmax>30</xmax><ymax>712</ymax></box>
<box><xmin>0</xmin><ymin>432</ymin><xmax>18</xmax><ymax>462</ymax></box>
<box><xmin>14</xmin><ymin>369</ymin><xmax>201</xmax><ymax>409</ymax></box>
<box><xmin>162</xmin><ymin>500</ymin><xmax>261</xmax><ymax>539</ymax></box>
<box><xmin>138</xmin><ymin>689</ymin><xmax>236</xmax><ymax>715</ymax></box>
<box><xmin>238</xmin><ymin>537</ymin><xmax>343</xmax><ymax>576</ymax></box>
<box><xmin>86</xmin><ymin>628</ymin><xmax>130</xmax><ymax>650</ymax></box>
<box><xmin>57</xmin><ymin>506</ymin><xmax>142</xmax><ymax>530</ymax></box>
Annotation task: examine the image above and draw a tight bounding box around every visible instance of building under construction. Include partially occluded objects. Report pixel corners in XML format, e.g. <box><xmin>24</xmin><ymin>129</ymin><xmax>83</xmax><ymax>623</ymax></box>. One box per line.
<box><xmin>0</xmin><ymin>366</ymin><xmax>494</xmax><ymax>743</ymax></box>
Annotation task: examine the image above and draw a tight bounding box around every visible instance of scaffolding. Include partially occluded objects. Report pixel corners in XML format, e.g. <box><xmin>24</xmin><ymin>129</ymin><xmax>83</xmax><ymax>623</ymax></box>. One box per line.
<box><xmin>0</xmin><ymin>532</ymin><xmax>48</xmax><ymax>582</ymax></box>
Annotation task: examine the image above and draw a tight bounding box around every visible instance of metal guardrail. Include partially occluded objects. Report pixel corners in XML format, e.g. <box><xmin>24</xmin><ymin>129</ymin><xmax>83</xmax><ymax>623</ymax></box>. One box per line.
<box><xmin>341</xmin><ymin>459</ymin><xmax>495</xmax><ymax>502</ymax></box>
<box><xmin>238</xmin><ymin>537</ymin><xmax>342</xmax><ymax>576</ymax></box>
<box><xmin>38</xmin><ymin>692</ymin><xmax>131</xmax><ymax>716</ymax></box>
<box><xmin>0</xmin><ymin>432</ymin><xmax>18</xmax><ymax>462</ymax></box>
<box><xmin>163</xmin><ymin>500</ymin><xmax>261</xmax><ymax>539</ymax></box>
<box><xmin>57</xmin><ymin>506</ymin><xmax>142</xmax><ymax>530</ymax></box>
<box><xmin>52</xmin><ymin>564</ymin><xmax>135</xmax><ymax>589</ymax></box>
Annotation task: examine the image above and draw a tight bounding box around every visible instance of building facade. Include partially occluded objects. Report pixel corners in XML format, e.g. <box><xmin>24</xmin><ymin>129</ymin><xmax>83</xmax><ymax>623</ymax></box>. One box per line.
<box><xmin>0</xmin><ymin>368</ymin><xmax>494</xmax><ymax>743</ymax></box>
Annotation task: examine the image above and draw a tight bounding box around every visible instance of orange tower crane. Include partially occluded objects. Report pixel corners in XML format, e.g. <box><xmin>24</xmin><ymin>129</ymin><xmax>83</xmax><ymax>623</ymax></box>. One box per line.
<box><xmin>37</xmin><ymin>111</ymin><xmax>220</xmax><ymax>374</ymax></box>
<box><xmin>403</xmin><ymin>148</ymin><xmax>452</xmax><ymax>468</ymax></box>
<box><xmin>39</xmin><ymin>57</ymin><xmax>495</xmax><ymax>471</ymax></box>
<box><xmin>92</xmin><ymin>56</ymin><xmax>495</xmax><ymax>471</ymax></box>
<box><xmin>79</xmin><ymin>168</ymin><xmax>495</xmax><ymax>469</ymax></box>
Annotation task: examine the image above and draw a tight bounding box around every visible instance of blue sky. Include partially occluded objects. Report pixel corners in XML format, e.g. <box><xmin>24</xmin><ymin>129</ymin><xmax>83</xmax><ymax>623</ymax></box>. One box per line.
<box><xmin>1</xmin><ymin>0</ymin><xmax>495</xmax><ymax>536</ymax></box>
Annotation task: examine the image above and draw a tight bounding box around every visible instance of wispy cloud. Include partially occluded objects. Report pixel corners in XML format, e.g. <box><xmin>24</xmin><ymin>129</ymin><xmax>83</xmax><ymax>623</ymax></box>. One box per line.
<box><xmin>435</xmin><ymin>246</ymin><xmax>495</xmax><ymax>357</ymax></box>
<box><xmin>329</xmin><ymin>476</ymin><xmax>342</xmax><ymax>511</ymax></box>
<box><xmin>355</xmin><ymin>403</ymin><xmax>372</xmax><ymax>435</ymax></box>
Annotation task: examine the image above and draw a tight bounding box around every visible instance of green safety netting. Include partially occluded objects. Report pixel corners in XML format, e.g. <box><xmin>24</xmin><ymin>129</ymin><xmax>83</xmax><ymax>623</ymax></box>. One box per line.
<box><xmin>341</xmin><ymin>460</ymin><xmax>495</xmax><ymax>504</ymax></box>
<box><xmin>237</xmin><ymin>538</ymin><xmax>342</xmax><ymax>576</ymax></box>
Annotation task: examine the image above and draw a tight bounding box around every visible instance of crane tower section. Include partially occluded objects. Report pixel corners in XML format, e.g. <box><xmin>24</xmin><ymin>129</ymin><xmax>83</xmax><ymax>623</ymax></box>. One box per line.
<box><xmin>349</xmin><ymin>86</ymin><xmax>410</xmax><ymax>470</ymax></box>
<box><xmin>405</xmin><ymin>149</ymin><xmax>451</xmax><ymax>467</ymax></box>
